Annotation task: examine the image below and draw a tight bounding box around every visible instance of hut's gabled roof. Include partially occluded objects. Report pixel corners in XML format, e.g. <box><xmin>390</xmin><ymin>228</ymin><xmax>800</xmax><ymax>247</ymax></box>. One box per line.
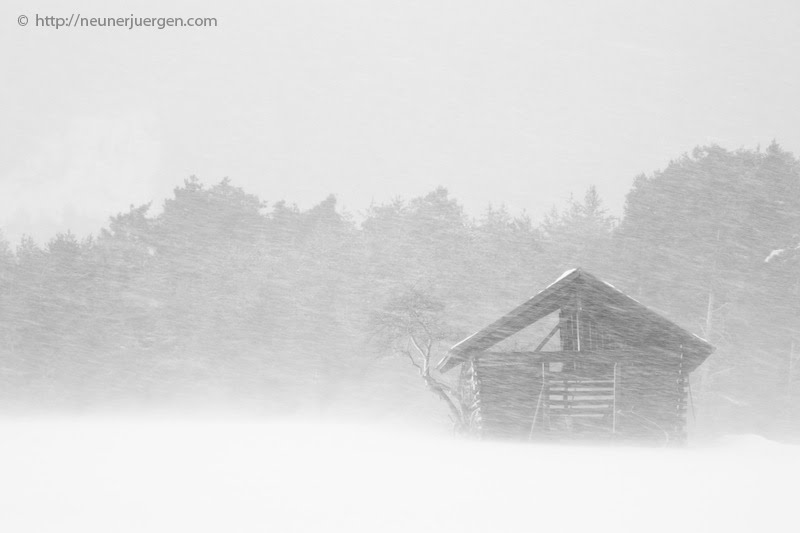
<box><xmin>438</xmin><ymin>268</ymin><xmax>714</xmax><ymax>373</ymax></box>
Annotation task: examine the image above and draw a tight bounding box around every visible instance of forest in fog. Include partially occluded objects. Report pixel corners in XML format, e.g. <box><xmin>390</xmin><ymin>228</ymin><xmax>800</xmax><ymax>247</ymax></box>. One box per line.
<box><xmin>1</xmin><ymin>142</ymin><xmax>798</xmax><ymax>440</ymax></box>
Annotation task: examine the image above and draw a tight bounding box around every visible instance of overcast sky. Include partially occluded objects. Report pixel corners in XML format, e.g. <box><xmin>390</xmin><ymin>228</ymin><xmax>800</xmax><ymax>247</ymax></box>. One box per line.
<box><xmin>2</xmin><ymin>0</ymin><xmax>799</xmax><ymax>245</ymax></box>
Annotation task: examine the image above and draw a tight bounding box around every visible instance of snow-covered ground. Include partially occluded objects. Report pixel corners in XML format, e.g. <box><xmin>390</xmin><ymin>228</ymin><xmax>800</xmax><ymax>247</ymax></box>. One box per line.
<box><xmin>0</xmin><ymin>416</ymin><xmax>796</xmax><ymax>533</ymax></box>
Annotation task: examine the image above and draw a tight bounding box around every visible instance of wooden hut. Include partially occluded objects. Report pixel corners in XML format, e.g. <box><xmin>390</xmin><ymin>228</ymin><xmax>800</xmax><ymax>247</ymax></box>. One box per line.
<box><xmin>438</xmin><ymin>269</ymin><xmax>714</xmax><ymax>444</ymax></box>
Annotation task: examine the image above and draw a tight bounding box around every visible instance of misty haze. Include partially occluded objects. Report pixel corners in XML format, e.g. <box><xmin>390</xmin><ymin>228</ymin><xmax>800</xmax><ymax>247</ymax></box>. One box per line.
<box><xmin>2</xmin><ymin>1</ymin><xmax>800</xmax><ymax>532</ymax></box>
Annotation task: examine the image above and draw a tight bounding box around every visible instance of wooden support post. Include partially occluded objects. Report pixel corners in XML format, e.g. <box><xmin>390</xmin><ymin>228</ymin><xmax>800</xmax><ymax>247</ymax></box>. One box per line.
<box><xmin>789</xmin><ymin>339</ymin><xmax>795</xmax><ymax>406</ymax></box>
<box><xmin>575</xmin><ymin>291</ymin><xmax>582</xmax><ymax>353</ymax></box>
<box><xmin>528</xmin><ymin>362</ymin><xmax>546</xmax><ymax>440</ymax></box>
<box><xmin>612</xmin><ymin>362</ymin><xmax>618</xmax><ymax>435</ymax></box>
<box><xmin>677</xmin><ymin>348</ymin><xmax>686</xmax><ymax>444</ymax></box>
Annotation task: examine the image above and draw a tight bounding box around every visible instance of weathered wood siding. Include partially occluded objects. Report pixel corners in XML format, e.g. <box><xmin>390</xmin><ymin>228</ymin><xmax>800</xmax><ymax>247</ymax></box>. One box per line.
<box><xmin>461</xmin><ymin>350</ymin><xmax>689</xmax><ymax>444</ymax></box>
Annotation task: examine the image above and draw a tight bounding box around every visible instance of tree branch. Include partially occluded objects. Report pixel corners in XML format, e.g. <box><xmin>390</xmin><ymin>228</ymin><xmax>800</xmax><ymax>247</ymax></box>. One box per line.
<box><xmin>408</xmin><ymin>333</ymin><xmax>428</xmax><ymax>364</ymax></box>
<box><xmin>402</xmin><ymin>348</ymin><xmax>423</xmax><ymax>373</ymax></box>
<box><xmin>423</xmin><ymin>375</ymin><xmax>463</xmax><ymax>425</ymax></box>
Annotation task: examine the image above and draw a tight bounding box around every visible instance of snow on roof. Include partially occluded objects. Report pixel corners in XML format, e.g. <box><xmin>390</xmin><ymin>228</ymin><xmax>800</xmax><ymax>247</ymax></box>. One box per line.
<box><xmin>552</xmin><ymin>268</ymin><xmax>577</xmax><ymax>285</ymax></box>
<box><xmin>601</xmin><ymin>278</ymin><xmax>646</xmax><ymax>307</ymax></box>
<box><xmin>520</xmin><ymin>268</ymin><xmax>577</xmax><ymax>300</ymax></box>
<box><xmin>600</xmin><ymin>278</ymin><xmax>710</xmax><ymax>344</ymax></box>
<box><xmin>440</xmin><ymin>268</ymin><xmax>714</xmax><ymax>373</ymax></box>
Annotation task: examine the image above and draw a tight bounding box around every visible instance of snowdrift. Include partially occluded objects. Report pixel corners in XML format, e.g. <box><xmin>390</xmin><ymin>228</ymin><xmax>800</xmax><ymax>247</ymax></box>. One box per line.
<box><xmin>0</xmin><ymin>417</ymin><xmax>795</xmax><ymax>532</ymax></box>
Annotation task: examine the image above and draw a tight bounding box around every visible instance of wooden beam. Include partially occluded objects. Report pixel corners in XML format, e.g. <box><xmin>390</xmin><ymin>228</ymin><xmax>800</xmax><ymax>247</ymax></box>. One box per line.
<box><xmin>480</xmin><ymin>348</ymin><xmax>643</xmax><ymax>364</ymax></box>
<box><xmin>534</xmin><ymin>323</ymin><xmax>561</xmax><ymax>352</ymax></box>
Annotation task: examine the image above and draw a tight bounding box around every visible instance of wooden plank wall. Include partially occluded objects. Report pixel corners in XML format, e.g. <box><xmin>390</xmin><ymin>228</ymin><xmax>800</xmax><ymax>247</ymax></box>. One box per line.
<box><xmin>474</xmin><ymin>353</ymin><xmax>544</xmax><ymax>439</ymax></box>
<box><xmin>466</xmin><ymin>352</ymin><xmax>688</xmax><ymax>444</ymax></box>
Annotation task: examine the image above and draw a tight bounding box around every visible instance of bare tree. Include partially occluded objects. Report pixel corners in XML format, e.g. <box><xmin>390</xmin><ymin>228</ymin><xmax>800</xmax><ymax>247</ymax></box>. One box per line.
<box><xmin>370</xmin><ymin>286</ymin><xmax>468</xmax><ymax>432</ymax></box>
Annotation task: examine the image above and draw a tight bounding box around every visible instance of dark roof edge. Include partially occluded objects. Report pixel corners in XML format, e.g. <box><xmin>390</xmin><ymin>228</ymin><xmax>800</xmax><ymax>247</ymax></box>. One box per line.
<box><xmin>437</xmin><ymin>268</ymin><xmax>583</xmax><ymax>372</ymax></box>
<box><xmin>438</xmin><ymin>268</ymin><xmax>714</xmax><ymax>373</ymax></box>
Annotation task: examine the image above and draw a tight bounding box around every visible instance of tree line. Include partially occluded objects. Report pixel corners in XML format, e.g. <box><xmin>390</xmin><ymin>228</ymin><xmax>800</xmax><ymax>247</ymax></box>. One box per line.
<box><xmin>0</xmin><ymin>142</ymin><xmax>798</xmax><ymax>438</ymax></box>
